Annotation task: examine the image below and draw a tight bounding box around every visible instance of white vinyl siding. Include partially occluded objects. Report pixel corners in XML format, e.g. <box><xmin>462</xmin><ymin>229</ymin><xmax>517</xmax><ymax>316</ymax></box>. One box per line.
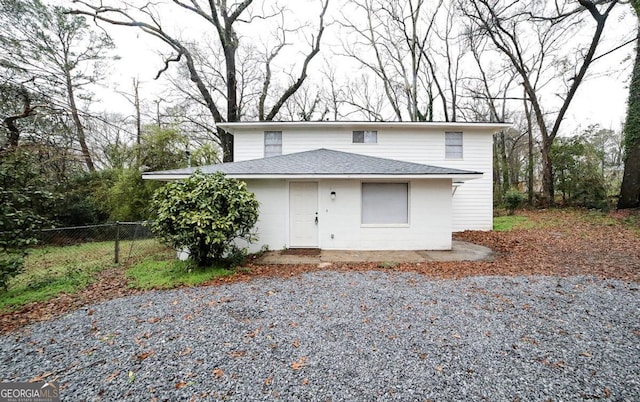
<box><xmin>353</xmin><ymin>130</ymin><xmax>377</xmax><ymax>143</ymax></box>
<box><xmin>232</xmin><ymin>126</ymin><xmax>494</xmax><ymax>231</ymax></box>
<box><xmin>445</xmin><ymin>132</ymin><xmax>463</xmax><ymax>159</ymax></box>
<box><xmin>264</xmin><ymin>131</ymin><xmax>282</xmax><ymax>157</ymax></box>
<box><xmin>361</xmin><ymin>183</ymin><xmax>408</xmax><ymax>224</ymax></box>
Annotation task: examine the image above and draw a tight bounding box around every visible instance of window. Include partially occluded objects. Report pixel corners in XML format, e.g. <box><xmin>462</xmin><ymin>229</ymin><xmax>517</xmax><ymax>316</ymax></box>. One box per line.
<box><xmin>264</xmin><ymin>131</ymin><xmax>282</xmax><ymax>157</ymax></box>
<box><xmin>361</xmin><ymin>183</ymin><xmax>408</xmax><ymax>225</ymax></box>
<box><xmin>353</xmin><ymin>130</ymin><xmax>377</xmax><ymax>143</ymax></box>
<box><xmin>445</xmin><ymin>132</ymin><xmax>463</xmax><ymax>159</ymax></box>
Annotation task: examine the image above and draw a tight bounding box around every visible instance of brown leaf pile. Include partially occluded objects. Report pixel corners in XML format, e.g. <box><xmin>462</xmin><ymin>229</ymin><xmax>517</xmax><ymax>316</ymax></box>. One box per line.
<box><xmin>1</xmin><ymin>209</ymin><xmax>638</xmax><ymax>334</ymax></box>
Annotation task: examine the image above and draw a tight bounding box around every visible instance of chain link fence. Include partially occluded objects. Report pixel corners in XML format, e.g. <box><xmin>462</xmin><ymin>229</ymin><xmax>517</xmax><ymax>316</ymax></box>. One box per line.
<box><xmin>36</xmin><ymin>222</ymin><xmax>167</xmax><ymax>264</ymax></box>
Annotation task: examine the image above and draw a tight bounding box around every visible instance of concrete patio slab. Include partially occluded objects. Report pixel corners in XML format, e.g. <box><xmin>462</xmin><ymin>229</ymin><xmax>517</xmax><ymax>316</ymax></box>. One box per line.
<box><xmin>254</xmin><ymin>240</ymin><xmax>493</xmax><ymax>265</ymax></box>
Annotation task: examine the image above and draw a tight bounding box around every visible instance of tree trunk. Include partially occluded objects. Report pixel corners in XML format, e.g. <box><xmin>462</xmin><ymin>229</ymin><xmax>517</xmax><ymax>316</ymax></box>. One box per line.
<box><xmin>65</xmin><ymin>71</ymin><xmax>94</xmax><ymax>171</ymax></box>
<box><xmin>618</xmin><ymin>143</ymin><xmax>640</xmax><ymax>208</ymax></box>
<box><xmin>134</xmin><ymin>79</ymin><xmax>142</xmax><ymax>165</ymax></box>
<box><xmin>493</xmin><ymin>137</ymin><xmax>502</xmax><ymax>202</ymax></box>
<box><xmin>541</xmin><ymin>138</ymin><xmax>554</xmax><ymax>206</ymax></box>
<box><xmin>2</xmin><ymin>86</ymin><xmax>36</xmax><ymax>151</ymax></box>
<box><xmin>500</xmin><ymin>131</ymin><xmax>510</xmax><ymax>191</ymax></box>
<box><xmin>220</xmin><ymin>129</ymin><xmax>234</xmax><ymax>163</ymax></box>
<box><xmin>524</xmin><ymin>91</ymin><xmax>534</xmax><ymax>206</ymax></box>
<box><xmin>618</xmin><ymin>0</ymin><xmax>640</xmax><ymax>209</ymax></box>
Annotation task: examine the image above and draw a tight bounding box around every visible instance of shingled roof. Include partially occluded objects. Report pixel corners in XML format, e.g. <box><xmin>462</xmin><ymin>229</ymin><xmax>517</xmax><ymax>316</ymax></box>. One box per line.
<box><xmin>142</xmin><ymin>148</ymin><xmax>482</xmax><ymax>180</ymax></box>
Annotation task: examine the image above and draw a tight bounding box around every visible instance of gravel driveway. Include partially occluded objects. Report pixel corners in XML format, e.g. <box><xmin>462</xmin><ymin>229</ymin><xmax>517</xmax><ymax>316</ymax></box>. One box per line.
<box><xmin>1</xmin><ymin>271</ymin><xmax>639</xmax><ymax>401</ymax></box>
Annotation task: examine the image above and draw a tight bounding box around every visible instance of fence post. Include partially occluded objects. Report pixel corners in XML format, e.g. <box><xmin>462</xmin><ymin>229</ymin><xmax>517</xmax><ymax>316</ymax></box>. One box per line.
<box><xmin>114</xmin><ymin>221</ymin><xmax>120</xmax><ymax>264</ymax></box>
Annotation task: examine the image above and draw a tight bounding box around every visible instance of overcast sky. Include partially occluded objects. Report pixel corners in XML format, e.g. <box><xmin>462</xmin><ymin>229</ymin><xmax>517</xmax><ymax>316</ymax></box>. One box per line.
<box><xmin>84</xmin><ymin>0</ymin><xmax>637</xmax><ymax>136</ymax></box>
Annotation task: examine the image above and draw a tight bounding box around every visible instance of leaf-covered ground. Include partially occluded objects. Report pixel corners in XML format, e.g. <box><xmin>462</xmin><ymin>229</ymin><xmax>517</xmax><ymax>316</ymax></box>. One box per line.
<box><xmin>1</xmin><ymin>209</ymin><xmax>638</xmax><ymax>333</ymax></box>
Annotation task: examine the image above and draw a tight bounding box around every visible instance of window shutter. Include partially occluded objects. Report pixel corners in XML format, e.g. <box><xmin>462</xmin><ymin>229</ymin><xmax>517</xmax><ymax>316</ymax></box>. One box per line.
<box><xmin>362</xmin><ymin>183</ymin><xmax>408</xmax><ymax>224</ymax></box>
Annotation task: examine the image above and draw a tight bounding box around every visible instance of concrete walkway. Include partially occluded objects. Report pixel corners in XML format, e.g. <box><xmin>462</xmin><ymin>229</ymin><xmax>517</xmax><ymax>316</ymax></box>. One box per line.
<box><xmin>255</xmin><ymin>240</ymin><xmax>493</xmax><ymax>265</ymax></box>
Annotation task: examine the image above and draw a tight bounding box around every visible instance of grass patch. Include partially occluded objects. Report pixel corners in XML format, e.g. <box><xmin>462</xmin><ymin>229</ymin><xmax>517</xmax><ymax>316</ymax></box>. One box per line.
<box><xmin>0</xmin><ymin>272</ymin><xmax>95</xmax><ymax>311</ymax></box>
<box><xmin>493</xmin><ymin>215</ymin><xmax>533</xmax><ymax>231</ymax></box>
<box><xmin>0</xmin><ymin>239</ymin><xmax>169</xmax><ymax>312</ymax></box>
<box><xmin>126</xmin><ymin>259</ymin><xmax>233</xmax><ymax>290</ymax></box>
<box><xmin>0</xmin><ymin>241</ymin><xmax>115</xmax><ymax>311</ymax></box>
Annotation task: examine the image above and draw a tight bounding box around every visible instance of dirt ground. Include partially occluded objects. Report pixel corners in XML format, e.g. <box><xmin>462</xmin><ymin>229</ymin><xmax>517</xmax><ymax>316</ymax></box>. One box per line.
<box><xmin>1</xmin><ymin>209</ymin><xmax>638</xmax><ymax>334</ymax></box>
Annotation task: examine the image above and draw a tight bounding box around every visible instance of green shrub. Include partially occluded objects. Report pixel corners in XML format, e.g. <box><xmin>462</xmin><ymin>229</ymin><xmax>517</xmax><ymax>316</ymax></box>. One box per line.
<box><xmin>504</xmin><ymin>189</ymin><xmax>524</xmax><ymax>215</ymax></box>
<box><xmin>149</xmin><ymin>171</ymin><xmax>259</xmax><ymax>267</ymax></box>
<box><xmin>0</xmin><ymin>150</ymin><xmax>56</xmax><ymax>290</ymax></box>
<box><xmin>0</xmin><ymin>254</ymin><xmax>24</xmax><ymax>291</ymax></box>
<box><xmin>224</xmin><ymin>246</ymin><xmax>248</xmax><ymax>268</ymax></box>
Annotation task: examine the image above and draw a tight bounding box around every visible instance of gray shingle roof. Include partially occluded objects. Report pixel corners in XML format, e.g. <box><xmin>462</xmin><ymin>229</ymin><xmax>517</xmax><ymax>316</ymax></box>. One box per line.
<box><xmin>143</xmin><ymin>148</ymin><xmax>481</xmax><ymax>177</ymax></box>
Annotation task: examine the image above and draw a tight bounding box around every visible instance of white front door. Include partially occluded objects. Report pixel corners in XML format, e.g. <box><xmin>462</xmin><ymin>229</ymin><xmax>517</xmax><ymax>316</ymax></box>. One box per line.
<box><xmin>289</xmin><ymin>182</ymin><xmax>319</xmax><ymax>247</ymax></box>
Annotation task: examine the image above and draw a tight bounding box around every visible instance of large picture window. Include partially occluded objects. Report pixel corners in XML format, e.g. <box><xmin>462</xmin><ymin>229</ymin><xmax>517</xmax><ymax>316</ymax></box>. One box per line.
<box><xmin>264</xmin><ymin>131</ymin><xmax>282</xmax><ymax>157</ymax></box>
<box><xmin>361</xmin><ymin>183</ymin><xmax>408</xmax><ymax>225</ymax></box>
<box><xmin>353</xmin><ymin>130</ymin><xmax>377</xmax><ymax>144</ymax></box>
<box><xmin>445</xmin><ymin>132</ymin><xmax>463</xmax><ymax>159</ymax></box>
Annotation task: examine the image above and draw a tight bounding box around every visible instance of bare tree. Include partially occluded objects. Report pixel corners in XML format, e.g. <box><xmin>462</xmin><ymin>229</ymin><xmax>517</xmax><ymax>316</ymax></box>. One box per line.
<box><xmin>72</xmin><ymin>0</ymin><xmax>329</xmax><ymax>162</ymax></box>
<box><xmin>88</xmin><ymin>112</ymin><xmax>136</xmax><ymax>169</ymax></box>
<box><xmin>1</xmin><ymin>0</ymin><xmax>114</xmax><ymax>171</ymax></box>
<box><xmin>337</xmin><ymin>0</ymin><xmax>467</xmax><ymax>121</ymax></box>
<box><xmin>461</xmin><ymin>0</ymin><xmax>622</xmax><ymax>204</ymax></box>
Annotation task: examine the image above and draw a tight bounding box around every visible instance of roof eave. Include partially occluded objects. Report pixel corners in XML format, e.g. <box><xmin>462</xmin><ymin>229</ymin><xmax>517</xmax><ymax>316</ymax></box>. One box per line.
<box><xmin>217</xmin><ymin>121</ymin><xmax>511</xmax><ymax>134</ymax></box>
<box><xmin>142</xmin><ymin>173</ymin><xmax>483</xmax><ymax>181</ymax></box>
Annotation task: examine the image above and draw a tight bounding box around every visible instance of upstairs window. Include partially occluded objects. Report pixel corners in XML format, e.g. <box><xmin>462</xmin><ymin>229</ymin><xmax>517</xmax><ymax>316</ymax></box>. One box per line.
<box><xmin>264</xmin><ymin>131</ymin><xmax>282</xmax><ymax>157</ymax></box>
<box><xmin>353</xmin><ymin>130</ymin><xmax>377</xmax><ymax>144</ymax></box>
<box><xmin>445</xmin><ymin>132</ymin><xmax>463</xmax><ymax>159</ymax></box>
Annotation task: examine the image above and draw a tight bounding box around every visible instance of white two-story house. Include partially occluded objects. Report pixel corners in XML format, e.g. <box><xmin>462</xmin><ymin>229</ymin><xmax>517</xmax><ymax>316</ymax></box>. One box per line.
<box><xmin>143</xmin><ymin>121</ymin><xmax>509</xmax><ymax>252</ymax></box>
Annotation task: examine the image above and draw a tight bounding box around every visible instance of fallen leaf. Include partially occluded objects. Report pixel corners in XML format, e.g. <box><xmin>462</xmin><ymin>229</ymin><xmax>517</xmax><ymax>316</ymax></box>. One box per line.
<box><xmin>136</xmin><ymin>350</ymin><xmax>154</xmax><ymax>361</ymax></box>
<box><xmin>291</xmin><ymin>356</ymin><xmax>308</xmax><ymax>370</ymax></box>
<box><xmin>175</xmin><ymin>380</ymin><xmax>188</xmax><ymax>389</ymax></box>
<box><xmin>435</xmin><ymin>365</ymin><xmax>444</xmax><ymax>372</ymax></box>
<box><xmin>292</xmin><ymin>340</ymin><xmax>300</xmax><ymax>348</ymax></box>
<box><xmin>213</xmin><ymin>368</ymin><xmax>224</xmax><ymax>379</ymax></box>
<box><xmin>246</xmin><ymin>328</ymin><xmax>261</xmax><ymax>338</ymax></box>
<box><xmin>148</xmin><ymin>317</ymin><xmax>161</xmax><ymax>324</ymax></box>
<box><xmin>179</xmin><ymin>347</ymin><xmax>192</xmax><ymax>356</ymax></box>
<box><xmin>302</xmin><ymin>378</ymin><xmax>309</xmax><ymax>385</ymax></box>
<box><xmin>264</xmin><ymin>376</ymin><xmax>273</xmax><ymax>386</ymax></box>
<box><xmin>229</xmin><ymin>350</ymin><xmax>246</xmax><ymax>358</ymax></box>
<box><xmin>87</xmin><ymin>309</ymin><xmax>95</xmax><ymax>316</ymax></box>
<box><xmin>128</xmin><ymin>371</ymin><xmax>135</xmax><ymax>383</ymax></box>
<box><xmin>104</xmin><ymin>370</ymin><xmax>120</xmax><ymax>383</ymax></box>
<box><xmin>580</xmin><ymin>351</ymin><xmax>592</xmax><ymax>357</ymax></box>
<box><xmin>29</xmin><ymin>372</ymin><xmax>53</xmax><ymax>383</ymax></box>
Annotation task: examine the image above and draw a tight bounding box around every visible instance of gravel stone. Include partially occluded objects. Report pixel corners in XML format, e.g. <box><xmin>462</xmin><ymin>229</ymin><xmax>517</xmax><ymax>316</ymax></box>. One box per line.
<box><xmin>1</xmin><ymin>272</ymin><xmax>638</xmax><ymax>401</ymax></box>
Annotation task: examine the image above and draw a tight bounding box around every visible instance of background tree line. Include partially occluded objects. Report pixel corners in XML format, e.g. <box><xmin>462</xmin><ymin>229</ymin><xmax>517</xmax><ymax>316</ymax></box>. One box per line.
<box><xmin>1</xmin><ymin>0</ymin><xmax>638</xmax><ymax>238</ymax></box>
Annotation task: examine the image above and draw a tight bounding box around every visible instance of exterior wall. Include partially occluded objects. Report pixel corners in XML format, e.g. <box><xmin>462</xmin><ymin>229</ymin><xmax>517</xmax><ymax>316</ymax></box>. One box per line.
<box><xmin>234</xmin><ymin>126</ymin><xmax>493</xmax><ymax>231</ymax></box>
<box><xmin>241</xmin><ymin>178</ymin><xmax>452</xmax><ymax>253</ymax></box>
